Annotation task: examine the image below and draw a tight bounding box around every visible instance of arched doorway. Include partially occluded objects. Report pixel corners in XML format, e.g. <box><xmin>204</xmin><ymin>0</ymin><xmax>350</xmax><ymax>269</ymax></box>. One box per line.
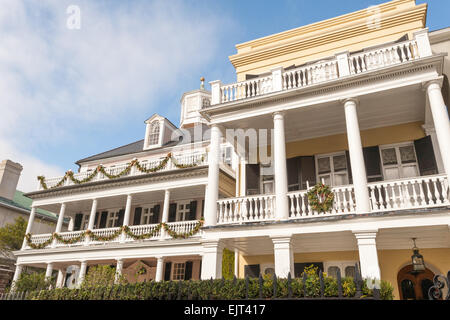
<box><xmin>397</xmin><ymin>265</ymin><xmax>435</xmax><ymax>300</ymax></box>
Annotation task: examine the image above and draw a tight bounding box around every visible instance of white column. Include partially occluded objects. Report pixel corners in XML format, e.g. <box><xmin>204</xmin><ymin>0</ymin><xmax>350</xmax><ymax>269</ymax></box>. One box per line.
<box><xmin>55</xmin><ymin>203</ymin><xmax>66</xmax><ymax>233</ymax></box>
<box><xmin>204</xmin><ymin>125</ymin><xmax>221</xmax><ymax>227</ymax></box>
<box><xmin>123</xmin><ymin>194</ymin><xmax>133</xmax><ymax>226</ymax></box>
<box><xmin>77</xmin><ymin>261</ymin><xmax>88</xmax><ymax>286</ymax></box>
<box><xmin>21</xmin><ymin>206</ymin><xmax>36</xmax><ymax>250</ymax></box>
<box><xmin>155</xmin><ymin>256</ymin><xmax>164</xmax><ymax>282</ymax></box>
<box><xmin>87</xmin><ymin>199</ymin><xmax>98</xmax><ymax>230</ymax></box>
<box><xmin>353</xmin><ymin>230</ymin><xmax>381</xmax><ymax>280</ymax></box>
<box><xmin>161</xmin><ymin>189</ymin><xmax>170</xmax><ymax>238</ymax></box>
<box><xmin>271</xmin><ymin>236</ymin><xmax>294</xmax><ymax>278</ymax></box>
<box><xmin>234</xmin><ymin>249</ymin><xmax>239</xmax><ymax>278</ymax></box>
<box><xmin>56</xmin><ymin>269</ymin><xmax>65</xmax><ymax>288</ymax></box>
<box><xmin>115</xmin><ymin>258</ymin><xmax>123</xmax><ymax>283</ymax></box>
<box><xmin>425</xmin><ymin>80</ymin><xmax>450</xmax><ymax>182</ymax></box>
<box><xmin>45</xmin><ymin>262</ymin><xmax>53</xmax><ymax>281</ymax></box>
<box><xmin>273</xmin><ymin>112</ymin><xmax>289</xmax><ymax>220</ymax></box>
<box><xmin>201</xmin><ymin>240</ymin><xmax>223</xmax><ymax>279</ymax></box>
<box><xmin>11</xmin><ymin>264</ymin><xmax>23</xmax><ymax>291</ymax></box>
<box><xmin>343</xmin><ymin>98</ymin><xmax>371</xmax><ymax>213</ymax></box>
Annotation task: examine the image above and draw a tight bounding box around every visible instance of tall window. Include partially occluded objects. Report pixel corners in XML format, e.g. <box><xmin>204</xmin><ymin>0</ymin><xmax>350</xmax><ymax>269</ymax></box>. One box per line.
<box><xmin>316</xmin><ymin>153</ymin><xmax>349</xmax><ymax>186</ymax></box>
<box><xmin>107</xmin><ymin>211</ymin><xmax>120</xmax><ymax>228</ymax></box>
<box><xmin>380</xmin><ymin>143</ymin><xmax>419</xmax><ymax>180</ymax></box>
<box><xmin>148</xmin><ymin>121</ymin><xmax>160</xmax><ymax>146</ymax></box>
<box><xmin>172</xmin><ymin>263</ymin><xmax>185</xmax><ymax>280</ymax></box>
<box><xmin>177</xmin><ymin>201</ymin><xmax>191</xmax><ymax>221</ymax></box>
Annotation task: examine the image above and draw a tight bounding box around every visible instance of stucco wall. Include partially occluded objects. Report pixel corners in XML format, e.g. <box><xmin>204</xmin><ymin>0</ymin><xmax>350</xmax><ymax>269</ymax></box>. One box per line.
<box><xmin>0</xmin><ymin>206</ymin><xmax>57</xmax><ymax>234</ymax></box>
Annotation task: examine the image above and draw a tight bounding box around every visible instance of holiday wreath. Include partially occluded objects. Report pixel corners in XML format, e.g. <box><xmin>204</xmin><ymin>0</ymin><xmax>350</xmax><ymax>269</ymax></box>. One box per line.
<box><xmin>306</xmin><ymin>183</ymin><xmax>334</xmax><ymax>213</ymax></box>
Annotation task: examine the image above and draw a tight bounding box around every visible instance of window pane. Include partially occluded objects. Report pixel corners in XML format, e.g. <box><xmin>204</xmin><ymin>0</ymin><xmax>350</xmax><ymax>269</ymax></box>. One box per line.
<box><xmin>402</xmin><ymin>165</ymin><xmax>418</xmax><ymax>178</ymax></box>
<box><xmin>318</xmin><ymin>175</ymin><xmax>331</xmax><ymax>186</ymax></box>
<box><xmin>381</xmin><ymin>148</ymin><xmax>398</xmax><ymax>165</ymax></box>
<box><xmin>334</xmin><ymin>173</ymin><xmax>348</xmax><ymax>186</ymax></box>
<box><xmin>399</xmin><ymin>146</ymin><xmax>416</xmax><ymax>164</ymax></box>
<box><xmin>385</xmin><ymin>167</ymin><xmax>400</xmax><ymax>180</ymax></box>
<box><xmin>318</xmin><ymin>157</ymin><xmax>331</xmax><ymax>174</ymax></box>
<box><xmin>345</xmin><ymin>266</ymin><xmax>355</xmax><ymax>278</ymax></box>
<box><xmin>263</xmin><ymin>181</ymin><xmax>274</xmax><ymax>194</ymax></box>
<box><xmin>333</xmin><ymin>155</ymin><xmax>347</xmax><ymax>172</ymax></box>
<box><xmin>327</xmin><ymin>266</ymin><xmax>339</xmax><ymax>278</ymax></box>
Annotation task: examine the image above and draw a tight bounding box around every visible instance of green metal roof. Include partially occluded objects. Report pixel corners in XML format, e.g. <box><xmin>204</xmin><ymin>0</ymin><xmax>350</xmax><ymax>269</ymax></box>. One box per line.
<box><xmin>0</xmin><ymin>190</ymin><xmax>60</xmax><ymax>222</ymax></box>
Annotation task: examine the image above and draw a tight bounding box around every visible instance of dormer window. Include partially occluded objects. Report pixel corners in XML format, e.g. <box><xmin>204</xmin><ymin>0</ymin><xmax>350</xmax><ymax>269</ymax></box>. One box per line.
<box><xmin>148</xmin><ymin>121</ymin><xmax>160</xmax><ymax>146</ymax></box>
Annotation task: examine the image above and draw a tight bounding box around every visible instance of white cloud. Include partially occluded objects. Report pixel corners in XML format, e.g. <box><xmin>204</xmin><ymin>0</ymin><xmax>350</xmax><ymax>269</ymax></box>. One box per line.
<box><xmin>0</xmin><ymin>0</ymin><xmax>233</xmax><ymax>191</ymax></box>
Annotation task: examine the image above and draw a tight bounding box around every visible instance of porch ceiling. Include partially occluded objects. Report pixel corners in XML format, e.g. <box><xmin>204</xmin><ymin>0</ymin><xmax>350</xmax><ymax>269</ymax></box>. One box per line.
<box><xmin>222</xmin><ymin>82</ymin><xmax>426</xmax><ymax>144</ymax></box>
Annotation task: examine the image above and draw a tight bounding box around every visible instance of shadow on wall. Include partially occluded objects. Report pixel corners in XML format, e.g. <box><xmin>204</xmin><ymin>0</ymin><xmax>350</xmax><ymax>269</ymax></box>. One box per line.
<box><xmin>442</xmin><ymin>74</ymin><xmax>449</xmax><ymax>108</ymax></box>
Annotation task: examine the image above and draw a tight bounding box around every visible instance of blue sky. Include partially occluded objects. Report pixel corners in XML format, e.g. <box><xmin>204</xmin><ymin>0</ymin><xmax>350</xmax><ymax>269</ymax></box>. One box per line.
<box><xmin>0</xmin><ymin>0</ymin><xmax>448</xmax><ymax>191</ymax></box>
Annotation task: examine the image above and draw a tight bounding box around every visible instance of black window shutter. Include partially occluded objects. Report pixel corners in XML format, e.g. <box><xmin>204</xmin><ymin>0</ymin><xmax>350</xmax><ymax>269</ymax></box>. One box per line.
<box><xmin>244</xmin><ymin>264</ymin><xmax>260</xmax><ymax>278</ymax></box>
<box><xmin>246</xmin><ymin>164</ymin><xmax>260</xmax><ymax>195</ymax></box>
<box><xmin>168</xmin><ymin>203</ymin><xmax>177</xmax><ymax>222</ymax></box>
<box><xmin>345</xmin><ymin>151</ymin><xmax>353</xmax><ymax>184</ymax></box>
<box><xmin>94</xmin><ymin>211</ymin><xmax>99</xmax><ymax>229</ymax></box>
<box><xmin>164</xmin><ymin>262</ymin><xmax>172</xmax><ymax>281</ymax></box>
<box><xmin>133</xmin><ymin>207</ymin><xmax>142</xmax><ymax>225</ymax></box>
<box><xmin>74</xmin><ymin>213</ymin><xmax>83</xmax><ymax>231</ymax></box>
<box><xmin>184</xmin><ymin>261</ymin><xmax>193</xmax><ymax>280</ymax></box>
<box><xmin>116</xmin><ymin>209</ymin><xmax>125</xmax><ymax>227</ymax></box>
<box><xmin>188</xmin><ymin>201</ymin><xmax>197</xmax><ymax>220</ymax></box>
<box><xmin>363</xmin><ymin>146</ymin><xmax>383</xmax><ymax>182</ymax></box>
<box><xmin>151</xmin><ymin>205</ymin><xmax>161</xmax><ymax>224</ymax></box>
<box><xmin>414</xmin><ymin>136</ymin><xmax>438</xmax><ymax>176</ymax></box>
<box><xmin>201</xmin><ymin>200</ymin><xmax>205</xmax><ymax>218</ymax></box>
<box><xmin>99</xmin><ymin>211</ymin><xmax>108</xmax><ymax>228</ymax></box>
<box><xmin>300</xmin><ymin>156</ymin><xmax>316</xmax><ymax>189</ymax></box>
<box><xmin>287</xmin><ymin>157</ymin><xmax>300</xmax><ymax>191</ymax></box>
<box><xmin>294</xmin><ymin>262</ymin><xmax>324</xmax><ymax>278</ymax></box>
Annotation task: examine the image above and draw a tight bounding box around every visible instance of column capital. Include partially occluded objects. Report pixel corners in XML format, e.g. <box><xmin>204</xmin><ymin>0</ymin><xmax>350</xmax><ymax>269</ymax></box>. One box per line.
<box><xmin>341</xmin><ymin>97</ymin><xmax>359</xmax><ymax>106</ymax></box>
<box><xmin>201</xmin><ymin>239</ymin><xmax>224</xmax><ymax>251</ymax></box>
<box><xmin>422</xmin><ymin>124</ymin><xmax>436</xmax><ymax>134</ymax></box>
<box><xmin>116</xmin><ymin>258</ymin><xmax>123</xmax><ymax>262</ymax></box>
<box><xmin>272</xmin><ymin>111</ymin><xmax>285</xmax><ymax>120</ymax></box>
<box><xmin>422</xmin><ymin>77</ymin><xmax>444</xmax><ymax>91</ymax></box>
<box><xmin>155</xmin><ymin>256</ymin><xmax>165</xmax><ymax>261</ymax></box>
<box><xmin>270</xmin><ymin>235</ymin><xmax>293</xmax><ymax>245</ymax></box>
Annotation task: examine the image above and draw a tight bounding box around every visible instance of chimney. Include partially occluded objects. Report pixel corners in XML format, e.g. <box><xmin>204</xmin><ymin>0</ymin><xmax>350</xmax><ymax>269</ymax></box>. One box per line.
<box><xmin>0</xmin><ymin>160</ymin><xmax>23</xmax><ymax>200</ymax></box>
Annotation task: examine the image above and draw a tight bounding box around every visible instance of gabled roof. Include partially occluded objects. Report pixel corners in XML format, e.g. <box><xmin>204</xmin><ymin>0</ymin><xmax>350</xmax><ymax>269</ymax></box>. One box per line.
<box><xmin>0</xmin><ymin>191</ymin><xmax>60</xmax><ymax>222</ymax></box>
<box><xmin>76</xmin><ymin>123</ymin><xmax>211</xmax><ymax>165</ymax></box>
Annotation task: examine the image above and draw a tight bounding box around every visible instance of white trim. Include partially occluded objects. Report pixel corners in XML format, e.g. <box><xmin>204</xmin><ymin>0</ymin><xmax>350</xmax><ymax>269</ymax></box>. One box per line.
<box><xmin>315</xmin><ymin>151</ymin><xmax>349</xmax><ymax>186</ymax></box>
<box><xmin>379</xmin><ymin>141</ymin><xmax>419</xmax><ymax>180</ymax></box>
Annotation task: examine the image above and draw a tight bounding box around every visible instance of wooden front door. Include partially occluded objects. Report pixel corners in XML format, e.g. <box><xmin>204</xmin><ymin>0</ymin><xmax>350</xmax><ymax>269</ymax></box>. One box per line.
<box><xmin>397</xmin><ymin>265</ymin><xmax>435</xmax><ymax>300</ymax></box>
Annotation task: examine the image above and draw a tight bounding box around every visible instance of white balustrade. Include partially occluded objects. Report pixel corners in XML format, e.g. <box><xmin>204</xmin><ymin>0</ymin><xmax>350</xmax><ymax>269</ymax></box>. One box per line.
<box><xmin>349</xmin><ymin>40</ymin><xmax>418</xmax><ymax>75</ymax></box>
<box><xmin>221</xmin><ymin>75</ymin><xmax>273</xmax><ymax>103</ymax></box>
<box><xmin>369</xmin><ymin>174</ymin><xmax>449</xmax><ymax>212</ymax></box>
<box><xmin>217</xmin><ymin>194</ymin><xmax>275</xmax><ymax>224</ymax></box>
<box><xmin>89</xmin><ymin>227</ymin><xmax>122</xmax><ymax>245</ymax></box>
<box><xmin>283</xmin><ymin>60</ymin><xmax>338</xmax><ymax>90</ymax></box>
<box><xmin>29</xmin><ymin>234</ymin><xmax>53</xmax><ymax>247</ymax></box>
<box><xmin>124</xmin><ymin>224</ymin><xmax>161</xmax><ymax>241</ymax></box>
<box><xmin>54</xmin><ymin>230</ymin><xmax>85</xmax><ymax>247</ymax></box>
<box><xmin>164</xmin><ymin>220</ymin><xmax>203</xmax><ymax>238</ymax></box>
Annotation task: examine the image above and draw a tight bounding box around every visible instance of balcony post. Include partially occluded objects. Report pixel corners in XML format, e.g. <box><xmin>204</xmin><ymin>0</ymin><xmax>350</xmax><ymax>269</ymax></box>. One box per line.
<box><xmin>353</xmin><ymin>230</ymin><xmax>381</xmax><ymax>280</ymax></box>
<box><xmin>68</xmin><ymin>217</ymin><xmax>74</xmax><ymax>232</ymax></box>
<box><xmin>10</xmin><ymin>264</ymin><xmax>23</xmax><ymax>292</ymax></box>
<box><xmin>200</xmin><ymin>240</ymin><xmax>223</xmax><ymax>279</ymax></box>
<box><xmin>85</xmin><ymin>199</ymin><xmax>98</xmax><ymax>245</ymax></box>
<box><xmin>52</xmin><ymin>203</ymin><xmax>66</xmax><ymax>247</ymax></box>
<box><xmin>234</xmin><ymin>248</ymin><xmax>239</xmax><ymax>278</ymax></box>
<box><xmin>271</xmin><ymin>66</ymin><xmax>284</xmax><ymax>92</ymax></box>
<box><xmin>335</xmin><ymin>51</ymin><xmax>350</xmax><ymax>77</ymax></box>
<box><xmin>204</xmin><ymin>125</ymin><xmax>222</xmax><ymax>227</ymax></box>
<box><xmin>77</xmin><ymin>260</ymin><xmax>87</xmax><ymax>287</ymax></box>
<box><xmin>271</xmin><ymin>236</ymin><xmax>294</xmax><ymax>278</ymax></box>
<box><xmin>45</xmin><ymin>262</ymin><xmax>54</xmax><ymax>285</ymax></box>
<box><xmin>21</xmin><ymin>206</ymin><xmax>36</xmax><ymax>250</ymax></box>
<box><xmin>424</xmin><ymin>79</ymin><xmax>450</xmax><ymax>182</ymax></box>
<box><xmin>161</xmin><ymin>189</ymin><xmax>171</xmax><ymax>238</ymax></box>
<box><xmin>155</xmin><ymin>256</ymin><xmax>164</xmax><ymax>282</ymax></box>
<box><xmin>414</xmin><ymin>28</ymin><xmax>432</xmax><ymax>58</ymax></box>
<box><xmin>115</xmin><ymin>258</ymin><xmax>123</xmax><ymax>283</ymax></box>
<box><xmin>343</xmin><ymin>98</ymin><xmax>371</xmax><ymax>213</ymax></box>
<box><xmin>210</xmin><ymin>80</ymin><xmax>223</xmax><ymax>105</ymax></box>
<box><xmin>273</xmin><ymin>112</ymin><xmax>289</xmax><ymax>220</ymax></box>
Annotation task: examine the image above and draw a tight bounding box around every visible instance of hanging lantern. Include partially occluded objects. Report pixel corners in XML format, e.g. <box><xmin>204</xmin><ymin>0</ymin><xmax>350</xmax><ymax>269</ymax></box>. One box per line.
<box><xmin>410</xmin><ymin>238</ymin><xmax>426</xmax><ymax>275</ymax></box>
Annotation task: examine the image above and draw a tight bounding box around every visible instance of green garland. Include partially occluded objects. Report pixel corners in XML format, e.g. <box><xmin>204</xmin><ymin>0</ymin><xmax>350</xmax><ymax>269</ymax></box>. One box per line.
<box><xmin>306</xmin><ymin>183</ymin><xmax>335</xmax><ymax>213</ymax></box>
<box><xmin>25</xmin><ymin>219</ymin><xmax>204</xmax><ymax>249</ymax></box>
<box><xmin>37</xmin><ymin>153</ymin><xmax>205</xmax><ymax>190</ymax></box>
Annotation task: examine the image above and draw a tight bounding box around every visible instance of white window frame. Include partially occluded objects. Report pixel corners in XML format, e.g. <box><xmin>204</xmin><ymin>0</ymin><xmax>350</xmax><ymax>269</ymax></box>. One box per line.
<box><xmin>260</xmin><ymin>163</ymin><xmax>274</xmax><ymax>195</ymax></box>
<box><xmin>171</xmin><ymin>262</ymin><xmax>186</xmax><ymax>281</ymax></box>
<box><xmin>379</xmin><ymin>142</ymin><xmax>419</xmax><ymax>181</ymax></box>
<box><xmin>106</xmin><ymin>208</ymin><xmax>121</xmax><ymax>228</ymax></box>
<box><xmin>315</xmin><ymin>151</ymin><xmax>349</xmax><ymax>187</ymax></box>
<box><xmin>176</xmin><ymin>201</ymin><xmax>191</xmax><ymax>222</ymax></box>
<box><xmin>141</xmin><ymin>203</ymin><xmax>159</xmax><ymax>225</ymax></box>
<box><xmin>323</xmin><ymin>261</ymin><xmax>359</xmax><ymax>278</ymax></box>
<box><xmin>148</xmin><ymin>120</ymin><xmax>161</xmax><ymax>146</ymax></box>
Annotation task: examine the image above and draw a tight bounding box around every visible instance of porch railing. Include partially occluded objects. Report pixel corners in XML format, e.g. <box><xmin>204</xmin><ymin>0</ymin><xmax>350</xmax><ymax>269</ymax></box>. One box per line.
<box><xmin>217</xmin><ymin>194</ymin><xmax>276</xmax><ymax>224</ymax></box>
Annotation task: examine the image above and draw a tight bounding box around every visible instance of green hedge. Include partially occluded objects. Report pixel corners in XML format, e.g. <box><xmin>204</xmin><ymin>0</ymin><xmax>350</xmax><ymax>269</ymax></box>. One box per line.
<box><xmin>26</xmin><ymin>275</ymin><xmax>394</xmax><ymax>300</ymax></box>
